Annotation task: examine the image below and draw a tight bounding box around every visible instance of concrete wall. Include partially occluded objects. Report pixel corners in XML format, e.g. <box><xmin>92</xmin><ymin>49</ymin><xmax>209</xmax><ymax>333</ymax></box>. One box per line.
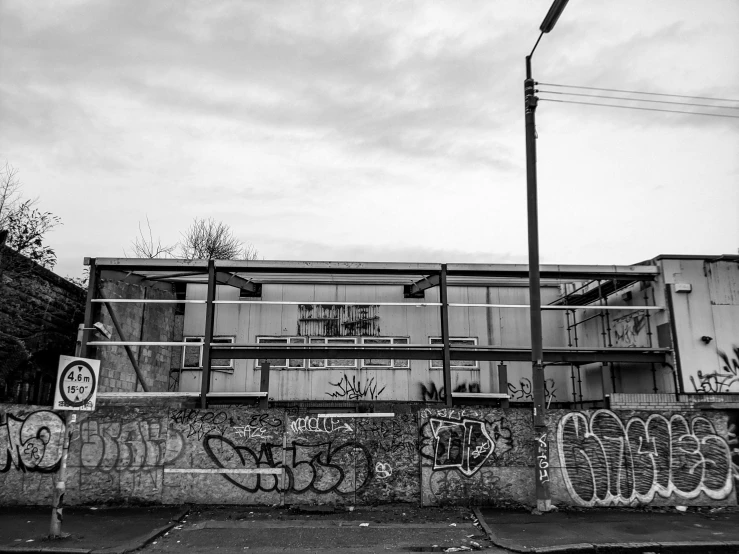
<box><xmin>2</xmin><ymin>399</ymin><xmax>736</xmax><ymax>508</ymax></box>
<box><xmin>0</xmin><ymin>244</ymin><xmax>85</xmax><ymax>404</ymax></box>
<box><xmin>95</xmin><ymin>280</ymin><xmax>180</xmax><ymax>392</ymax></box>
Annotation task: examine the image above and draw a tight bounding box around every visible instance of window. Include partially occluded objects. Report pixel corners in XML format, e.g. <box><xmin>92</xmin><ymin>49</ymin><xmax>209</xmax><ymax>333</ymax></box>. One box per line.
<box><xmin>308</xmin><ymin>337</ymin><xmax>358</xmax><ymax>368</ymax></box>
<box><xmin>254</xmin><ymin>336</ymin><xmax>410</xmax><ymax>369</ymax></box>
<box><xmin>429</xmin><ymin>337</ymin><xmax>478</xmax><ymax>369</ymax></box>
<box><xmin>182</xmin><ymin>336</ymin><xmax>235</xmax><ymax>370</ymax></box>
<box><xmin>362</xmin><ymin>337</ymin><xmax>409</xmax><ymax>368</ymax></box>
<box><xmin>256</xmin><ymin>337</ymin><xmax>306</xmax><ymax>369</ymax></box>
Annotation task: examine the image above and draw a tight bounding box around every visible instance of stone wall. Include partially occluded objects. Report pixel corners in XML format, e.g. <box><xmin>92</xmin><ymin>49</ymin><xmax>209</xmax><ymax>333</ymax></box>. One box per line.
<box><xmin>1</xmin><ymin>401</ymin><xmax>736</xmax><ymax>508</ymax></box>
<box><xmin>95</xmin><ymin>280</ymin><xmax>179</xmax><ymax>392</ymax></box>
<box><xmin>0</xmin><ymin>244</ymin><xmax>85</xmax><ymax>404</ymax></box>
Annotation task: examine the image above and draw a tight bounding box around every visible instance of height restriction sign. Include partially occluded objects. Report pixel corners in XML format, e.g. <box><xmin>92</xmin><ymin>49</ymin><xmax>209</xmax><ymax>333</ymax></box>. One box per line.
<box><xmin>53</xmin><ymin>355</ymin><xmax>100</xmax><ymax>411</ymax></box>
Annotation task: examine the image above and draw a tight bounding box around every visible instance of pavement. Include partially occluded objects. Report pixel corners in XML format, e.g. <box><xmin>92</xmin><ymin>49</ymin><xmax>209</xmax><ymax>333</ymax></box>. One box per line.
<box><xmin>0</xmin><ymin>506</ymin><xmax>186</xmax><ymax>554</ymax></box>
<box><xmin>0</xmin><ymin>504</ymin><xmax>738</xmax><ymax>554</ymax></box>
<box><xmin>474</xmin><ymin>506</ymin><xmax>739</xmax><ymax>553</ymax></box>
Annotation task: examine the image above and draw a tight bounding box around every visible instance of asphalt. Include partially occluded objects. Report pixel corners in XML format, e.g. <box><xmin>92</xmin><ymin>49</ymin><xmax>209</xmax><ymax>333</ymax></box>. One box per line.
<box><xmin>1</xmin><ymin>504</ymin><xmax>738</xmax><ymax>553</ymax></box>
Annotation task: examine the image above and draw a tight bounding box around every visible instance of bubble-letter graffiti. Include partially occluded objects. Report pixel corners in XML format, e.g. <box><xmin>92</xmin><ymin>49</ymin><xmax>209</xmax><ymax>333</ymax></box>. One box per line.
<box><xmin>0</xmin><ymin>411</ymin><xmax>65</xmax><ymax>473</ymax></box>
<box><xmin>557</xmin><ymin>410</ymin><xmax>733</xmax><ymax>506</ymax></box>
<box><xmin>429</xmin><ymin>418</ymin><xmax>494</xmax><ymax>477</ymax></box>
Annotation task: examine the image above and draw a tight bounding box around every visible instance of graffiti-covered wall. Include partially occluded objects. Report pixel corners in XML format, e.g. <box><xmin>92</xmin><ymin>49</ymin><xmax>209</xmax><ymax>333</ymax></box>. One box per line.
<box><xmin>1</xmin><ymin>403</ymin><xmax>736</xmax><ymax>508</ymax></box>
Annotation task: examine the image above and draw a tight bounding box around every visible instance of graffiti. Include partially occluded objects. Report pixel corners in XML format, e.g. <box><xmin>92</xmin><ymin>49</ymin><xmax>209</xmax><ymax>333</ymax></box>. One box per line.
<box><xmin>558</xmin><ymin>410</ymin><xmax>733</xmax><ymax>507</ymax></box>
<box><xmin>375</xmin><ymin>462</ymin><xmax>392</xmax><ymax>479</ymax></box>
<box><xmin>536</xmin><ymin>433</ymin><xmax>549</xmax><ymax>484</ymax></box>
<box><xmin>427</xmin><ymin>418</ymin><xmax>494</xmax><ymax>477</ymax></box>
<box><xmin>0</xmin><ymin>410</ymin><xmax>65</xmax><ymax>473</ymax></box>
<box><xmin>421</xmin><ymin>407</ymin><xmax>482</xmax><ymax>421</ymax></box>
<box><xmin>204</xmin><ymin>436</ymin><xmax>372</xmax><ymax>495</ymax></box>
<box><xmin>728</xmin><ymin>411</ymin><xmax>739</xmax><ymax>501</ymax></box>
<box><xmin>326</xmin><ymin>374</ymin><xmax>386</xmax><ymax>400</ymax></box>
<box><xmin>356</xmin><ymin>416</ymin><xmax>417</xmax><ymax>455</ymax></box>
<box><xmin>691</xmin><ymin>346</ymin><xmax>739</xmax><ymax>393</ymax></box>
<box><xmin>233</xmin><ymin>426</ymin><xmax>268</xmax><ymax>440</ymax></box>
<box><xmin>79</xmin><ymin>418</ymin><xmax>184</xmax><ymax>472</ymax></box>
<box><xmin>419</xmin><ymin>382</ymin><xmax>480</xmax><ymax>402</ymax></box>
<box><xmin>507</xmin><ymin>378</ymin><xmax>557</xmax><ymax>402</ymax></box>
<box><xmin>169</xmin><ymin>409</ymin><xmax>230</xmax><ymax>439</ymax></box>
<box><xmin>612</xmin><ymin>312</ymin><xmax>648</xmax><ymax>347</ymax></box>
<box><xmin>428</xmin><ymin>469</ymin><xmax>514</xmax><ymax>505</ymax></box>
<box><xmin>290</xmin><ymin>416</ymin><xmax>353</xmax><ymax>435</ymax></box>
<box><xmin>170</xmin><ymin>409</ymin><xmax>230</xmax><ymax>438</ymax></box>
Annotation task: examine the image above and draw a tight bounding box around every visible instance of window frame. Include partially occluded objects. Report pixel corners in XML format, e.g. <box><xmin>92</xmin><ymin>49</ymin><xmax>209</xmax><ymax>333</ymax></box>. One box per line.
<box><xmin>253</xmin><ymin>336</ymin><xmax>411</xmax><ymax>370</ymax></box>
<box><xmin>182</xmin><ymin>336</ymin><xmax>235</xmax><ymax>371</ymax></box>
<box><xmin>429</xmin><ymin>337</ymin><xmax>479</xmax><ymax>369</ymax></box>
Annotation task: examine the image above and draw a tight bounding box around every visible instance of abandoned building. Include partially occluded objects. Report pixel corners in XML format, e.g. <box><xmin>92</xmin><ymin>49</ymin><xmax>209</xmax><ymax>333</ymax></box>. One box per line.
<box><xmin>1</xmin><ymin>254</ymin><xmax>737</xmax><ymax>508</ymax></box>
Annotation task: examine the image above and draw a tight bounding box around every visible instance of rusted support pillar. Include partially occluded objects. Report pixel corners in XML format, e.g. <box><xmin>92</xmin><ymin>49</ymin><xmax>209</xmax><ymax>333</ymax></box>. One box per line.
<box><xmin>497</xmin><ymin>364</ymin><xmax>509</xmax><ymax>408</ymax></box>
<box><xmin>259</xmin><ymin>362</ymin><xmax>271</xmax><ymax>409</ymax></box>
<box><xmin>439</xmin><ymin>265</ymin><xmax>452</xmax><ymax>407</ymax></box>
<box><xmin>200</xmin><ymin>260</ymin><xmax>216</xmax><ymax>409</ymax></box>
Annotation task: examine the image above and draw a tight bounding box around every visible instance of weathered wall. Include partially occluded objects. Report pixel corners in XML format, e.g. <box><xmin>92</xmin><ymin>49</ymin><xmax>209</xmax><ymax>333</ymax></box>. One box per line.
<box><xmin>660</xmin><ymin>259</ymin><xmax>739</xmax><ymax>394</ymax></box>
<box><xmin>0</xmin><ymin>244</ymin><xmax>85</xmax><ymax>404</ymax></box>
<box><xmin>179</xmin><ymin>283</ymin><xmax>570</xmax><ymax>404</ymax></box>
<box><xmin>2</xmin><ymin>401</ymin><xmax>736</xmax><ymax>508</ymax></box>
<box><xmin>95</xmin><ymin>280</ymin><xmax>179</xmax><ymax>392</ymax></box>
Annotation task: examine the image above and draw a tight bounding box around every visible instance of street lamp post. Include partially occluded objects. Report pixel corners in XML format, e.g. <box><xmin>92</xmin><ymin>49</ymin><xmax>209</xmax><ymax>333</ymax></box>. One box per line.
<box><xmin>525</xmin><ymin>0</ymin><xmax>569</xmax><ymax>513</ymax></box>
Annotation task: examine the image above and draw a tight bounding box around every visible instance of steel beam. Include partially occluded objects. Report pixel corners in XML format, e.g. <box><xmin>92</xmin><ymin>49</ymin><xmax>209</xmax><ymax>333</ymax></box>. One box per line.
<box><xmin>404</xmin><ymin>274</ymin><xmax>440</xmax><ymax>297</ymax></box>
<box><xmin>215</xmin><ymin>271</ymin><xmax>259</xmax><ymax>293</ymax></box>
<box><xmin>208</xmin><ymin>346</ymin><xmax>669</xmax><ymax>364</ymax></box>
<box><xmin>199</xmin><ymin>260</ymin><xmax>216</xmax><ymax>409</ymax></box>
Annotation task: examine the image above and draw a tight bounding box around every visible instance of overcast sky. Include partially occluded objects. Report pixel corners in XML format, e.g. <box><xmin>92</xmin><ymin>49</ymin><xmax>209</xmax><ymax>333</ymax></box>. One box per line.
<box><xmin>1</xmin><ymin>0</ymin><xmax>737</xmax><ymax>279</ymax></box>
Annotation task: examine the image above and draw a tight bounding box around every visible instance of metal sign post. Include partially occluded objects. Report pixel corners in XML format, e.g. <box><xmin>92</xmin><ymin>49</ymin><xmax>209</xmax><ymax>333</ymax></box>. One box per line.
<box><xmin>49</xmin><ymin>355</ymin><xmax>100</xmax><ymax>538</ymax></box>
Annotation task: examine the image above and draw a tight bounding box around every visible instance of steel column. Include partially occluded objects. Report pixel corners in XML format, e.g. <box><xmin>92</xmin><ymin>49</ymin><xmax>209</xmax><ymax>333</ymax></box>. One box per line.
<box><xmin>200</xmin><ymin>260</ymin><xmax>217</xmax><ymax>409</ymax></box>
<box><xmin>439</xmin><ymin>264</ymin><xmax>453</xmax><ymax>407</ymax></box>
<box><xmin>80</xmin><ymin>259</ymin><xmax>98</xmax><ymax>359</ymax></box>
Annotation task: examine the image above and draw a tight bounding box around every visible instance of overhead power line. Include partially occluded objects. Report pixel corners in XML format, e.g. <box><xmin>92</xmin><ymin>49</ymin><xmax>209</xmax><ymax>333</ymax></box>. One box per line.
<box><xmin>539</xmin><ymin>98</ymin><xmax>739</xmax><ymax>119</ymax></box>
<box><xmin>537</xmin><ymin>82</ymin><xmax>739</xmax><ymax>104</ymax></box>
<box><xmin>537</xmin><ymin>89</ymin><xmax>739</xmax><ymax>111</ymax></box>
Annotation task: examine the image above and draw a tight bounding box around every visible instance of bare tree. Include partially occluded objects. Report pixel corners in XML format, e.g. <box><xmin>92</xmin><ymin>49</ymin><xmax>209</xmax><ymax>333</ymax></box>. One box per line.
<box><xmin>126</xmin><ymin>215</ymin><xmax>176</xmax><ymax>258</ymax></box>
<box><xmin>0</xmin><ymin>163</ymin><xmax>60</xmax><ymax>269</ymax></box>
<box><xmin>0</xmin><ymin>162</ymin><xmax>23</xmax><ymax>228</ymax></box>
<box><xmin>178</xmin><ymin>217</ymin><xmax>258</xmax><ymax>260</ymax></box>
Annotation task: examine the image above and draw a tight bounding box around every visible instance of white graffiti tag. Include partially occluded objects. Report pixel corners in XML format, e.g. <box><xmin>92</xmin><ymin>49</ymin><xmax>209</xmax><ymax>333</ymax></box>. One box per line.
<box><xmin>232</xmin><ymin>426</ymin><xmax>268</xmax><ymax>440</ymax></box>
<box><xmin>375</xmin><ymin>462</ymin><xmax>393</xmax><ymax>479</ymax></box>
<box><xmin>290</xmin><ymin>416</ymin><xmax>353</xmax><ymax>435</ymax></box>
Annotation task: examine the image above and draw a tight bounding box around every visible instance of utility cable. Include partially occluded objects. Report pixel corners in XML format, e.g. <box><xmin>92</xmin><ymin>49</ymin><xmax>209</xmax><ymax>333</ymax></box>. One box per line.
<box><xmin>537</xmin><ymin>82</ymin><xmax>739</xmax><ymax>104</ymax></box>
<box><xmin>537</xmin><ymin>89</ymin><xmax>739</xmax><ymax>111</ymax></box>
<box><xmin>539</xmin><ymin>98</ymin><xmax>739</xmax><ymax>119</ymax></box>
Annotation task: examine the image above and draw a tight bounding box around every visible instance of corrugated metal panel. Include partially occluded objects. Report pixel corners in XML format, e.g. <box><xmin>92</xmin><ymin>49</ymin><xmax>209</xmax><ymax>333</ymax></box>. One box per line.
<box><xmin>298</xmin><ymin>304</ymin><xmax>379</xmax><ymax>337</ymax></box>
<box><xmin>706</xmin><ymin>261</ymin><xmax>739</xmax><ymax>305</ymax></box>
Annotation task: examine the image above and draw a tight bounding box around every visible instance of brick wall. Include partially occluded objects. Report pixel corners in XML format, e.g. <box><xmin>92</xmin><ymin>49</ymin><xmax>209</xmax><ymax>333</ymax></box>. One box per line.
<box><xmin>0</xmin><ymin>244</ymin><xmax>85</xmax><ymax>404</ymax></box>
<box><xmin>95</xmin><ymin>279</ymin><xmax>180</xmax><ymax>392</ymax></box>
<box><xmin>608</xmin><ymin>392</ymin><xmax>739</xmax><ymax>411</ymax></box>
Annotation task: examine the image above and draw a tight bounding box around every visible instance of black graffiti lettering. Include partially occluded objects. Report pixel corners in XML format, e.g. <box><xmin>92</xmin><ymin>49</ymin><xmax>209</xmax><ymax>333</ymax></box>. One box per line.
<box><xmin>507</xmin><ymin>378</ymin><xmax>556</xmax><ymax>402</ymax></box>
<box><xmin>419</xmin><ymin>381</ymin><xmax>480</xmax><ymax>402</ymax></box>
<box><xmin>326</xmin><ymin>374</ymin><xmax>386</xmax><ymax>400</ymax></box>
<box><xmin>203</xmin><ymin>436</ymin><xmax>372</xmax><ymax>495</ymax></box>
<box><xmin>0</xmin><ymin>410</ymin><xmax>65</xmax><ymax>473</ymax></box>
<box><xmin>691</xmin><ymin>346</ymin><xmax>739</xmax><ymax>393</ymax></box>
<box><xmin>169</xmin><ymin>409</ymin><xmax>229</xmax><ymax>439</ymax></box>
